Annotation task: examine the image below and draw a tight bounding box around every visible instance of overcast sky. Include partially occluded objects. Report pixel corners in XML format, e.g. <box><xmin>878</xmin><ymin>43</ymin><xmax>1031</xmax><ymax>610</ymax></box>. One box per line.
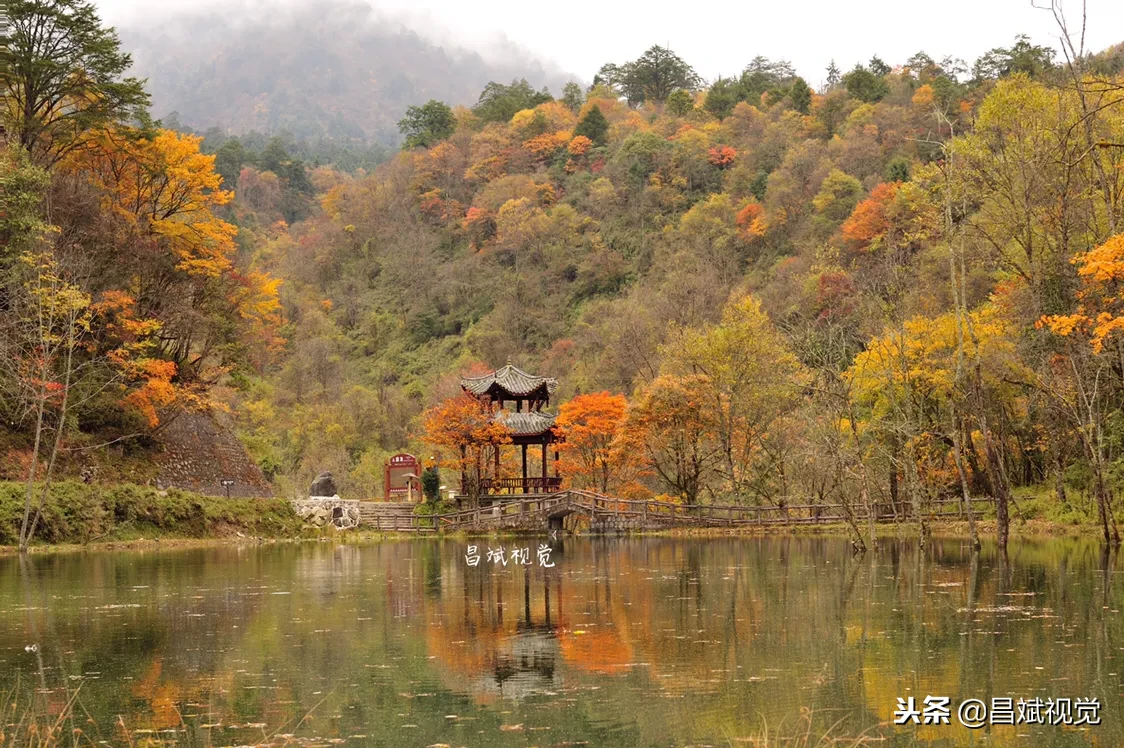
<box><xmin>93</xmin><ymin>0</ymin><xmax>1124</xmax><ymax>85</ymax></box>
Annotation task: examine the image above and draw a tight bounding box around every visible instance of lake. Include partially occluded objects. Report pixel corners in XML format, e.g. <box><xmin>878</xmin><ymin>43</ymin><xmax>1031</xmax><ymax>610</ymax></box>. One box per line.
<box><xmin>1</xmin><ymin>536</ymin><xmax>1120</xmax><ymax>746</ymax></box>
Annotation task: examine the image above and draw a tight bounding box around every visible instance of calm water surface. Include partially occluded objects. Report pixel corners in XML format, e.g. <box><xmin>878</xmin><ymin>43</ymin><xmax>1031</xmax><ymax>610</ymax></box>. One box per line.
<box><xmin>1</xmin><ymin>536</ymin><xmax>1121</xmax><ymax>746</ymax></box>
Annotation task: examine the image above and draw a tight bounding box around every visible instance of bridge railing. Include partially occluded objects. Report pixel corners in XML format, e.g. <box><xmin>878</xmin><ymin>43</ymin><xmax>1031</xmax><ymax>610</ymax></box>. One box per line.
<box><xmin>430</xmin><ymin>490</ymin><xmax>994</xmax><ymax>529</ymax></box>
<box><xmin>435</xmin><ymin>493</ymin><xmax>573</xmax><ymax>528</ymax></box>
<box><xmin>583</xmin><ymin>493</ymin><xmax>994</xmax><ymax>526</ymax></box>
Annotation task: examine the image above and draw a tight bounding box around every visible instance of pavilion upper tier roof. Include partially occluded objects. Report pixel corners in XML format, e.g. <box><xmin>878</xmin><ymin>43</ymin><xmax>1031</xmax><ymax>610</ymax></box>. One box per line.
<box><xmin>461</xmin><ymin>364</ymin><xmax>559</xmax><ymax>400</ymax></box>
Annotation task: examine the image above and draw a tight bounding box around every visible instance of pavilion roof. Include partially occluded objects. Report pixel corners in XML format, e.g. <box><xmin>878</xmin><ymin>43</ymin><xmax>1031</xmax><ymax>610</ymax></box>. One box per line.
<box><xmin>498</xmin><ymin>411</ymin><xmax>557</xmax><ymax>436</ymax></box>
<box><xmin>461</xmin><ymin>364</ymin><xmax>559</xmax><ymax>399</ymax></box>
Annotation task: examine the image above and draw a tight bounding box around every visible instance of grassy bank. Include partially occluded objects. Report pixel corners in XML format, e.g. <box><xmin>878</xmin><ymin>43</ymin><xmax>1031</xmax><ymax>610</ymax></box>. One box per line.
<box><xmin>0</xmin><ymin>481</ymin><xmax>302</xmax><ymax>548</ymax></box>
<box><xmin>3</xmin><ymin>480</ymin><xmax>1119</xmax><ymax>551</ymax></box>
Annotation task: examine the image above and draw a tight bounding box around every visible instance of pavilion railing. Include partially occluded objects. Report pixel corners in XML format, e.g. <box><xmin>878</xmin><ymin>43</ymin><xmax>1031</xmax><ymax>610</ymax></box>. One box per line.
<box><xmin>478</xmin><ymin>476</ymin><xmax>563</xmax><ymax>495</ymax></box>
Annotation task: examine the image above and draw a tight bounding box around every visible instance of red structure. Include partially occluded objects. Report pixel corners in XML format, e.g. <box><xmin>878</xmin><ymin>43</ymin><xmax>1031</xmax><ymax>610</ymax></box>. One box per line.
<box><xmin>460</xmin><ymin>364</ymin><xmax>563</xmax><ymax>496</ymax></box>
<box><xmin>384</xmin><ymin>453</ymin><xmax>421</xmax><ymax>501</ymax></box>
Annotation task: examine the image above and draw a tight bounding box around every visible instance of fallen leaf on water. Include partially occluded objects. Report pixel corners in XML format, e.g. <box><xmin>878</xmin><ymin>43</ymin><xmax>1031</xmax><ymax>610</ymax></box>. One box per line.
<box><xmin>500</xmin><ymin>724</ymin><xmax>524</xmax><ymax>732</ymax></box>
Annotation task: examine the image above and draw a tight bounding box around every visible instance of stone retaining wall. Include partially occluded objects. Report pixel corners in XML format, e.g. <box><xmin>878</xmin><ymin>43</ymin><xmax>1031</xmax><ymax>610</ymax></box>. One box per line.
<box><xmin>154</xmin><ymin>411</ymin><xmax>273</xmax><ymax>498</ymax></box>
<box><xmin>292</xmin><ymin>497</ymin><xmax>361</xmax><ymax>528</ymax></box>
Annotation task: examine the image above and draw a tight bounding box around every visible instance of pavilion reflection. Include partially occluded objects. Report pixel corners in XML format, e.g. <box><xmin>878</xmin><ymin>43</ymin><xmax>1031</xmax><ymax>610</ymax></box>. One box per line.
<box><xmin>424</xmin><ymin>561</ymin><xmax>568</xmax><ymax>702</ymax></box>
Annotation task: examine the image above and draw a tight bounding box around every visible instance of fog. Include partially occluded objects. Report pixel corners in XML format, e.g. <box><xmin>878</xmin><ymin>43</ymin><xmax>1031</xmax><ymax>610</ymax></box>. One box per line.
<box><xmin>95</xmin><ymin>0</ymin><xmax>1124</xmax><ymax>85</ymax></box>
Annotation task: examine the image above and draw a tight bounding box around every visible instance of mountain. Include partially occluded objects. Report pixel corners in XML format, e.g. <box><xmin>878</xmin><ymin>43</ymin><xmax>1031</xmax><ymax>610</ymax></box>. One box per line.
<box><xmin>119</xmin><ymin>0</ymin><xmax>577</xmax><ymax>145</ymax></box>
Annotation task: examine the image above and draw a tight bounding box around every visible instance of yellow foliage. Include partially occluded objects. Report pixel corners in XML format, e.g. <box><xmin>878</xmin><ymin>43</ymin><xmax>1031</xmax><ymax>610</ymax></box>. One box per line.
<box><xmin>911</xmin><ymin>84</ymin><xmax>935</xmax><ymax>107</ymax></box>
<box><xmin>68</xmin><ymin>129</ymin><xmax>237</xmax><ymax>278</ymax></box>
<box><xmin>847</xmin><ymin>305</ymin><xmax>1019</xmax><ymax>421</ymax></box>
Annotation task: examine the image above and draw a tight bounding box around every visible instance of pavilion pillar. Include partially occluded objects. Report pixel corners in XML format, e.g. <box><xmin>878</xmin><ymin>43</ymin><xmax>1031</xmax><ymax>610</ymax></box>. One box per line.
<box><xmin>494</xmin><ymin>444</ymin><xmax>500</xmax><ymax>493</ymax></box>
<box><xmin>541</xmin><ymin>442</ymin><xmax>548</xmax><ymax>490</ymax></box>
<box><xmin>521</xmin><ymin>444</ymin><xmax>528</xmax><ymax>494</ymax></box>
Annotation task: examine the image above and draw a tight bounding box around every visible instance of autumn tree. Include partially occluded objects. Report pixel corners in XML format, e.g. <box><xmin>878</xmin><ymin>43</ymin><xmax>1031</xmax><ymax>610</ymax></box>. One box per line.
<box><xmin>3</xmin><ymin>0</ymin><xmax>150</xmax><ymax>167</ymax></box>
<box><xmin>65</xmin><ymin>128</ymin><xmax>281</xmax><ymax>384</ymax></box>
<box><xmin>0</xmin><ymin>248</ymin><xmax>92</xmax><ymax>552</ymax></box>
<box><xmin>848</xmin><ymin>307</ymin><xmax>1022</xmax><ymax>541</ymax></box>
<box><xmin>625</xmin><ymin>374</ymin><xmax>721</xmax><ymax>505</ymax></box>
<box><xmin>1040</xmin><ymin>234</ymin><xmax>1124</xmax><ymax>545</ymax></box>
<box><xmin>556</xmin><ymin>392</ymin><xmax>636</xmax><ymax>494</ymax></box>
<box><xmin>813</xmin><ymin>168</ymin><xmax>863</xmax><ymax>223</ymax></box>
<box><xmin>421</xmin><ymin>392</ymin><xmax>512</xmax><ymax>501</ymax></box>
<box><xmin>663</xmin><ymin>296</ymin><xmax>804</xmax><ymax>504</ymax></box>
<box><xmin>950</xmin><ymin>75</ymin><xmax>1087</xmax><ymax>310</ymax></box>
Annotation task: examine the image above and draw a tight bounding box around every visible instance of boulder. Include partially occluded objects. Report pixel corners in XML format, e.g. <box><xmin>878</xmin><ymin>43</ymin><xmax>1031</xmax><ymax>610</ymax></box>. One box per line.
<box><xmin>309</xmin><ymin>471</ymin><xmax>337</xmax><ymax>498</ymax></box>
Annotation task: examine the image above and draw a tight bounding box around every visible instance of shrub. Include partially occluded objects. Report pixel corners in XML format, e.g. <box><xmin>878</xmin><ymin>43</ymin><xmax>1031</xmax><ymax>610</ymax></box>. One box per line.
<box><xmin>0</xmin><ymin>482</ymin><xmax>302</xmax><ymax>546</ymax></box>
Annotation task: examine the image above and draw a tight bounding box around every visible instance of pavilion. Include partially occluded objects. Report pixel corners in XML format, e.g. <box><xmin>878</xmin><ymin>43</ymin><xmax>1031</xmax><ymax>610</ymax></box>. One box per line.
<box><xmin>460</xmin><ymin>364</ymin><xmax>563</xmax><ymax>496</ymax></box>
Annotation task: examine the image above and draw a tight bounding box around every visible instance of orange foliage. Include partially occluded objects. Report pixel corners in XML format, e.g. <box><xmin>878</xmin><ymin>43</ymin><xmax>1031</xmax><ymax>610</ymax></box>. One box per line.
<box><xmin>461</xmin><ymin>206</ymin><xmax>497</xmax><ymax>249</ymax></box>
<box><xmin>123</xmin><ymin>359</ymin><xmax>179</xmax><ymax>428</ymax></box>
<box><xmin>707</xmin><ymin>145</ymin><xmax>737</xmax><ymax>168</ymax></box>
<box><xmin>841</xmin><ymin>182</ymin><xmax>900</xmax><ymax>248</ymax></box>
<box><xmin>567</xmin><ymin>135</ymin><xmax>593</xmax><ymax>156</ymax></box>
<box><xmin>231</xmin><ymin>270</ymin><xmax>286</xmax><ymax>360</ymax></box>
<box><xmin>422</xmin><ymin>392</ymin><xmax>512</xmax><ymax>495</ymax></box>
<box><xmin>735</xmin><ymin>200</ymin><xmax>766</xmax><ymax>240</ymax></box>
<box><xmin>911</xmin><ymin>84</ymin><xmax>935</xmax><ymax>107</ymax></box>
<box><xmin>462</xmin><ymin>206</ymin><xmax>488</xmax><ymax>228</ymax></box>
<box><xmin>623</xmin><ymin>374</ymin><xmax>720</xmax><ymax>504</ymax></box>
<box><xmin>523</xmin><ymin>131</ymin><xmax>570</xmax><ymax>161</ymax></box>
<box><xmin>556</xmin><ymin>392</ymin><xmax>632</xmax><ymax>493</ymax></box>
<box><xmin>423</xmin><ymin>392</ymin><xmax>509</xmax><ymax>451</ymax></box>
<box><xmin>68</xmin><ymin>127</ymin><xmax>283</xmax><ymax>416</ymax></box>
<box><xmin>91</xmin><ymin>291</ymin><xmax>191</xmax><ymax>427</ymax></box>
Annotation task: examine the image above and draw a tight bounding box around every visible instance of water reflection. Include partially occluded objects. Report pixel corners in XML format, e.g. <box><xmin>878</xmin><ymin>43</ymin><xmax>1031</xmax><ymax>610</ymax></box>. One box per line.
<box><xmin>0</xmin><ymin>536</ymin><xmax>1120</xmax><ymax>746</ymax></box>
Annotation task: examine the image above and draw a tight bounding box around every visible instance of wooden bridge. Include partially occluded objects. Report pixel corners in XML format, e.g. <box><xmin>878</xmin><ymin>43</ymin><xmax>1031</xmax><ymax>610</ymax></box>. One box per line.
<box><xmin>359</xmin><ymin>490</ymin><xmax>994</xmax><ymax>533</ymax></box>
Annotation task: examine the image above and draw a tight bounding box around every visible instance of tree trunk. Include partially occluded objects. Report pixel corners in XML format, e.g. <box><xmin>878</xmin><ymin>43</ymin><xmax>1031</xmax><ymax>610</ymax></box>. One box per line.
<box><xmin>950</xmin><ymin>415</ymin><xmax>981</xmax><ymax>551</ymax></box>
<box><xmin>19</xmin><ymin>377</ymin><xmax>49</xmax><ymax>553</ymax></box>
<box><xmin>978</xmin><ymin>420</ymin><xmax>1011</xmax><ymax>554</ymax></box>
<box><xmin>1084</xmin><ymin>439</ymin><xmax>1120</xmax><ymax>546</ymax></box>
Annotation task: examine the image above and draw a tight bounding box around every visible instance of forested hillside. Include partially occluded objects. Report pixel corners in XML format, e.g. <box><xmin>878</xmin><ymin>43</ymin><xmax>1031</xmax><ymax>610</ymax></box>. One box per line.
<box><xmin>228</xmin><ymin>35</ymin><xmax>1124</xmax><ymax>552</ymax></box>
<box><xmin>5</xmin><ymin>0</ymin><xmax>1124</xmax><ymax>551</ymax></box>
<box><xmin>119</xmin><ymin>0</ymin><xmax>575</xmax><ymax>145</ymax></box>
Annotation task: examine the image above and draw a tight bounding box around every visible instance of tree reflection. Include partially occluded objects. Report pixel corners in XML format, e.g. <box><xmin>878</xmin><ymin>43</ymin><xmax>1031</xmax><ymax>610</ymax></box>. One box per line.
<box><xmin>0</xmin><ymin>536</ymin><xmax>1120</xmax><ymax>745</ymax></box>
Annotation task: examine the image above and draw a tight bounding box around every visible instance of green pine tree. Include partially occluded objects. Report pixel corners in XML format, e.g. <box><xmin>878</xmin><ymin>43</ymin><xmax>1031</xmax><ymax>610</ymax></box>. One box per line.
<box><xmin>574</xmin><ymin>105</ymin><xmax>610</xmax><ymax>146</ymax></box>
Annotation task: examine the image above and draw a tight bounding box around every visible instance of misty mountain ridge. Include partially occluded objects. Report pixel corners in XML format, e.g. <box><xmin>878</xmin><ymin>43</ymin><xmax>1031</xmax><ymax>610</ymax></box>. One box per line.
<box><xmin>120</xmin><ymin>0</ymin><xmax>577</xmax><ymax>144</ymax></box>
